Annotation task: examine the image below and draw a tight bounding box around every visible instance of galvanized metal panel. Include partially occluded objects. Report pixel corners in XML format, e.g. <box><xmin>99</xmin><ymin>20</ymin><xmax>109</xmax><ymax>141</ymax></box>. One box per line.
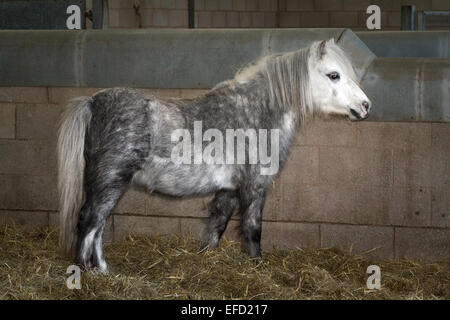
<box><xmin>361</xmin><ymin>58</ymin><xmax>450</xmax><ymax>123</ymax></box>
<box><xmin>0</xmin><ymin>29</ymin><xmax>448</xmax><ymax>122</ymax></box>
<box><xmin>1</xmin><ymin>28</ymin><xmax>367</xmax><ymax>88</ymax></box>
<box><xmin>0</xmin><ymin>30</ymin><xmax>79</xmax><ymax>86</ymax></box>
<box><xmin>81</xmin><ymin>29</ymin><xmax>363</xmax><ymax>88</ymax></box>
<box><xmin>421</xmin><ymin>59</ymin><xmax>450</xmax><ymax>121</ymax></box>
<box><xmin>356</xmin><ymin>31</ymin><xmax>449</xmax><ymax>59</ymax></box>
<box><xmin>361</xmin><ymin>58</ymin><xmax>422</xmax><ymax>122</ymax></box>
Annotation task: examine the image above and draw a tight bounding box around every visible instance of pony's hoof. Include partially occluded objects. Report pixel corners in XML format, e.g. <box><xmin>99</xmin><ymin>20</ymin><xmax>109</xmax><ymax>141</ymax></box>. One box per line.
<box><xmin>76</xmin><ymin>259</ymin><xmax>93</xmax><ymax>271</ymax></box>
<box><xmin>198</xmin><ymin>242</ymin><xmax>217</xmax><ymax>254</ymax></box>
<box><xmin>93</xmin><ymin>266</ymin><xmax>109</xmax><ymax>275</ymax></box>
<box><xmin>199</xmin><ymin>234</ymin><xmax>220</xmax><ymax>251</ymax></box>
<box><xmin>249</xmin><ymin>255</ymin><xmax>263</xmax><ymax>267</ymax></box>
<box><xmin>246</xmin><ymin>244</ymin><xmax>262</xmax><ymax>259</ymax></box>
<box><xmin>249</xmin><ymin>254</ymin><xmax>262</xmax><ymax>260</ymax></box>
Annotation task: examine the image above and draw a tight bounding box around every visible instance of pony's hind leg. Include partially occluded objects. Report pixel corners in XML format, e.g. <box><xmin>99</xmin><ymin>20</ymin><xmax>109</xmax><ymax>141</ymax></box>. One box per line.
<box><xmin>201</xmin><ymin>190</ymin><xmax>239</xmax><ymax>249</ymax></box>
<box><xmin>76</xmin><ymin>173</ymin><xmax>129</xmax><ymax>273</ymax></box>
<box><xmin>74</xmin><ymin>88</ymin><xmax>150</xmax><ymax>272</ymax></box>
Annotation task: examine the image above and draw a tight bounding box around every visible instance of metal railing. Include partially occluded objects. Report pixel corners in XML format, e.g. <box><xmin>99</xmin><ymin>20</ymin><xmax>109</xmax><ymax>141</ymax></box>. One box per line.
<box><xmin>418</xmin><ymin>11</ymin><xmax>450</xmax><ymax>30</ymax></box>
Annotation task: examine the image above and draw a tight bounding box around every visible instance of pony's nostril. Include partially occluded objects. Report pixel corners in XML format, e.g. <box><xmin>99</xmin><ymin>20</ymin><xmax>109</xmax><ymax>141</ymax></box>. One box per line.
<box><xmin>362</xmin><ymin>101</ymin><xmax>370</xmax><ymax>111</ymax></box>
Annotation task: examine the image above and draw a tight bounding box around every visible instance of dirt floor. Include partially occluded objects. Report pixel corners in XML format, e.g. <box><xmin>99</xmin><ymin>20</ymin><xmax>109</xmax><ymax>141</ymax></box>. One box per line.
<box><xmin>0</xmin><ymin>225</ymin><xmax>448</xmax><ymax>300</ymax></box>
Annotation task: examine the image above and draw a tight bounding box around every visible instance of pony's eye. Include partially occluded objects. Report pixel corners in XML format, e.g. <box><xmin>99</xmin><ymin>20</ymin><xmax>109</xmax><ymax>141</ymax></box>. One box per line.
<box><xmin>327</xmin><ymin>72</ymin><xmax>340</xmax><ymax>81</ymax></box>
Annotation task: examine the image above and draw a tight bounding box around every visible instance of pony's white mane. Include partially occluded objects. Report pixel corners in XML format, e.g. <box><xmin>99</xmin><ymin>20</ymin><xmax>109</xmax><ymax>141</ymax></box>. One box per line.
<box><xmin>234</xmin><ymin>40</ymin><xmax>357</xmax><ymax>123</ymax></box>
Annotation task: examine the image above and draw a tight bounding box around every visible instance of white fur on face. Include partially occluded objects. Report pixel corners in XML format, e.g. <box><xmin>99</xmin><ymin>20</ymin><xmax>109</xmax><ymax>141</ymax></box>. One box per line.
<box><xmin>308</xmin><ymin>40</ymin><xmax>370</xmax><ymax>119</ymax></box>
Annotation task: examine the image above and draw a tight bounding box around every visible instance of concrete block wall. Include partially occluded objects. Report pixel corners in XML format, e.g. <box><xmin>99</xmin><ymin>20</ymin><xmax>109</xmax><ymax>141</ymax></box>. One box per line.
<box><xmin>0</xmin><ymin>86</ymin><xmax>448</xmax><ymax>261</ymax></box>
<box><xmin>107</xmin><ymin>0</ymin><xmax>450</xmax><ymax>30</ymax></box>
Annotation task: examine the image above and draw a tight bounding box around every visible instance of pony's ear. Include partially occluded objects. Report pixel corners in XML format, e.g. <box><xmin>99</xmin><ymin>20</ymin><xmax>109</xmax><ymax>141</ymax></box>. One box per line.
<box><xmin>317</xmin><ymin>40</ymin><xmax>327</xmax><ymax>59</ymax></box>
<box><xmin>317</xmin><ymin>39</ymin><xmax>335</xmax><ymax>59</ymax></box>
<box><xmin>336</xmin><ymin>29</ymin><xmax>349</xmax><ymax>44</ymax></box>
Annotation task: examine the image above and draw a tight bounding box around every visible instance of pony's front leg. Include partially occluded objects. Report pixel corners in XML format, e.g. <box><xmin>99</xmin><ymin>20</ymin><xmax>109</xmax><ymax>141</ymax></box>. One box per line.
<box><xmin>201</xmin><ymin>190</ymin><xmax>239</xmax><ymax>249</ymax></box>
<box><xmin>239</xmin><ymin>185</ymin><xmax>267</xmax><ymax>259</ymax></box>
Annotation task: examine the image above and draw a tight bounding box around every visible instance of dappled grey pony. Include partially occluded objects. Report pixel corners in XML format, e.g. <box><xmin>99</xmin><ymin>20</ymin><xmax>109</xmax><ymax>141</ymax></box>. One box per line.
<box><xmin>58</xmin><ymin>38</ymin><xmax>371</xmax><ymax>273</ymax></box>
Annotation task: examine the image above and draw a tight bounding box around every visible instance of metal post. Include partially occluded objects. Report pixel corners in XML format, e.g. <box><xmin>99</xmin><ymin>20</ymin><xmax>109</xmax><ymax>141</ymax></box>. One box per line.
<box><xmin>188</xmin><ymin>0</ymin><xmax>195</xmax><ymax>28</ymax></box>
<box><xmin>92</xmin><ymin>0</ymin><xmax>108</xmax><ymax>29</ymax></box>
<box><xmin>401</xmin><ymin>5</ymin><xmax>415</xmax><ymax>30</ymax></box>
<box><xmin>417</xmin><ymin>11</ymin><xmax>425</xmax><ymax>30</ymax></box>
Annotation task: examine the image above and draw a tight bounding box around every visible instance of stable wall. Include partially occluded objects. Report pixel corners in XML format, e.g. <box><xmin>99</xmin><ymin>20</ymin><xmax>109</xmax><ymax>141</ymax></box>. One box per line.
<box><xmin>0</xmin><ymin>86</ymin><xmax>448</xmax><ymax>261</ymax></box>
<box><xmin>105</xmin><ymin>0</ymin><xmax>450</xmax><ymax>30</ymax></box>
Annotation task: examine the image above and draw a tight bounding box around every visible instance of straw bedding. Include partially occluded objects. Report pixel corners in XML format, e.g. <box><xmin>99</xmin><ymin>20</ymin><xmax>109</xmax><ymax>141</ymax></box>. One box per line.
<box><xmin>0</xmin><ymin>225</ymin><xmax>448</xmax><ymax>300</ymax></box>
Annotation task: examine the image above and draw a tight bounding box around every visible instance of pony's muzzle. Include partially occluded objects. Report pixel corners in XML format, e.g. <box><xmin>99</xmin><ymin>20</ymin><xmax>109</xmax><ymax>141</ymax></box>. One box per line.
<box><xmin>350</xmin><ymin>100</ymin><xmax>371</xmax><ymax>120</ymax></box>
<box><xmin>362</xmin><ymin>101</ymin><xmax>370</xmax><ymax>113</ymax></box>
<box><xmin>360</xmin><ymin>100</ymin><xmax>371</xmax><ymax>119</ymax></box>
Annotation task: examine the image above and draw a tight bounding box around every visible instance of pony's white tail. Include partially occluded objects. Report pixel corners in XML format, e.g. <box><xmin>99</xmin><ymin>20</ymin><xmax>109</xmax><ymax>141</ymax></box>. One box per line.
<box><xmin>57</xmin><ymin>97</ymin><xmax>92</xmax><ymax>259</ymax></box>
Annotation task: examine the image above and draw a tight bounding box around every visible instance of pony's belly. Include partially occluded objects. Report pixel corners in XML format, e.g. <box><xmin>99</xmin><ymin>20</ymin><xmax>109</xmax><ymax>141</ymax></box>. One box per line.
<box><xmin>132</xmin><ymin>157</ymin><xmax>236</xmax><ymax>196</ymax></box>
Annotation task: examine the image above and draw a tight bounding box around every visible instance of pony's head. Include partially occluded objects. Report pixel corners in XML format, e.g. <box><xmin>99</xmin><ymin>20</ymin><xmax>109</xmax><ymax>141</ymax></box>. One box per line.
<box><xmin>308</xmin><ymin>38</ymin><xmax>372</xmax><ymax>120</ymax></box>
